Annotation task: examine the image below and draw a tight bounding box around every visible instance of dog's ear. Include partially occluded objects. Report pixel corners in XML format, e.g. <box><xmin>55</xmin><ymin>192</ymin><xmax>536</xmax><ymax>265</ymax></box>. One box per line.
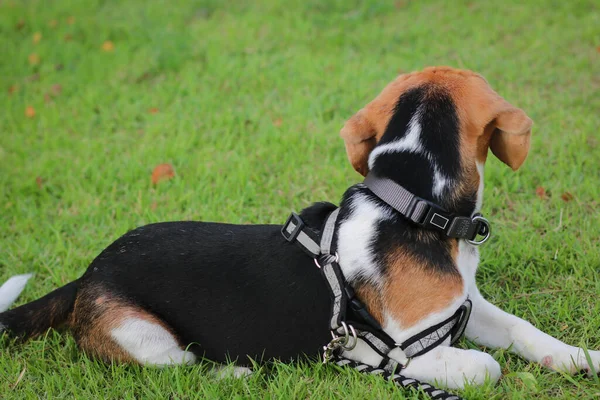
<box><xmin>489</xmin><ymin>104</ymin><xmax>533</xmax><ymax>171</ymax></box>
<box><xmin>340</xmin><ymin>109</ymin><xmax>377</xmax><ymax>176</ymax></box>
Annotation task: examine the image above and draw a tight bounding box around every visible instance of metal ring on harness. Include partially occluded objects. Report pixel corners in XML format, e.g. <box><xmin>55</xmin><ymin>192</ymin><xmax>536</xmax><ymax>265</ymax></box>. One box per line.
<box><xmin>331</xmin><ymin>321</ymin><xmax>358</xmax><ymax>351</ymax></box>
<box><xmin>323</xmin><ymin>321</ymin><xmax>358</xmax><ymax>363</ymax></box>
<box><xmin>314</xmin><ymin>252</ymin><xmax>339</xmax><ymax>269</ymax></box>
<box><xmin>467</xmin><ymin>215</ymin><xmax>491</xmax><ymax>246</ymax></box>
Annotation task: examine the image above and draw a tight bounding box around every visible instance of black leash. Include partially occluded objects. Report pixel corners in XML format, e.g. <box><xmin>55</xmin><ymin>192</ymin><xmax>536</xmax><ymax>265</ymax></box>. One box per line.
<box><xmin>332</xmin><ymin>356</ymin><xmax>462</xmax><ymax>400</ymax></box>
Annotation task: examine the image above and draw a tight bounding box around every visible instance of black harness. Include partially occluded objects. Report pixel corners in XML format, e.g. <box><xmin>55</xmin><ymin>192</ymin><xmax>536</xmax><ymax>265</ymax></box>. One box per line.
<box><xmin>281</xmin><ymin>173</ymin><xmax>492</xmax><ymax>400</ymax></box>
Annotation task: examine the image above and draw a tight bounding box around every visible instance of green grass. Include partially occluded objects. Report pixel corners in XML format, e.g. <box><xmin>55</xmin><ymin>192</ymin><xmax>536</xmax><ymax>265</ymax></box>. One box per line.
<box><xmin>1</xmin><ymin>0</ymin><xmax>599</xmax><ymax>398</ymax></box>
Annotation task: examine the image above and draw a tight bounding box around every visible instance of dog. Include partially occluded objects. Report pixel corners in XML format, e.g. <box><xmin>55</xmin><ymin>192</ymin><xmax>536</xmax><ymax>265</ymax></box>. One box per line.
<box><xmin>1</xmin><ymin>66</ymin><xmax>598</xmax><ymax>390</ymax></box>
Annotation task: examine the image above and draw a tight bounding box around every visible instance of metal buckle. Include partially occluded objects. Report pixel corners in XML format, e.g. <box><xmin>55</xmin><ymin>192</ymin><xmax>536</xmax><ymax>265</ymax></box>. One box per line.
<box><xmin>467</xmin><ymin>215</ymin><xmax>491</xmax><ymax>245</ymax></box>
<box><xmin>322</xmin><ymin>321</ymin><xmax>357</xmax><ymax>363</ymax></box>
<box><xmin>314</xmin><ymin>252</ymin><xmax>339</xmax><ymax>269</ymax></box>
<box><xmin>281</xmin><ymin>213</ymin><xmax>303</xmax><ymax>242</ymax></box>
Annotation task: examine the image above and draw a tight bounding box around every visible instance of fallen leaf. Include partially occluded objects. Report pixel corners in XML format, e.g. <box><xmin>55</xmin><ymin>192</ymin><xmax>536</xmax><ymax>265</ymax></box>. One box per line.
<box><xmin>272</xmin><ymin>117</ymin><xmax>283</xmax><ymax>127</ymax></box>
<box><xmin>150</xmin><ymin>201</ymin><xmax>158</xmax><ymax>210</ymax></box>
<box><xmin>8</xmin><ymin>85</ymin><xmax>18</xmax><ymax>95</ymax></box>
<box><xmin>48</xmin><ymin>19</ymin><xmax>58</xmax><ymax>28</ymax></box>
<box><xmin>560</xmin><ymin>324</ymin><xmax>568</xmax><ymax>331</ymax></box>
<box><xmin>67</xmin><ymin>16</ymin><xmax>75</xmax><ymax>25</ymax></box>
<box><xmin>35</xmin><ymin>176</ymin><xmax>44</xmax><ymax>189</ymax></box>
<box><xmin>148</xmin><ymin>107</ymin><xmax>159</xmax><ymax>114</ymax></box>
<box><xmin>597</xmin><ymin>45</ymin><xmax>600</xmax><ymax>53</ymax></box>
<box><xmin>64</xmin><ymin>33</ymin><xmax>73</xmax><ymax>42</ymax></box>
<box><xmin>151</xmin><ymin>163</ymin><xmax>175</xmax><ymax>184</ymax></box>
<box><xmin>15</xmin><ymin>20</ymin><xmax>25</xmax><ymax>30</ymax></box>
<box><xmin>395</xmin><ymin>0</ymin><xmax>407</xmax><ymax>8</ymax></box>
<box><xmin>25</xmin><ymin>106</ymin><xmax>36</xmax><ymax>118</ymax></box>
<box><xmin>33</xmin><ymin>32</ymin><xmax>42</xmax><ymax>44</ymax></box>
<box><xmin>101</xmin><ymin>40</ymin><xmax>114</xmax><ymax>52</ymax></box>
<box><xmin>28</xmin><ymin>53</ymin><xmax>40</xmax><ymax>66</ymax></box>
<box><xmin>561</xmin><ymin>192</ymin><xmax>574</xmax><ymax>202</ymax></box>
<box><xmin>535</xmin><ymin>187</ymin><xmax>547</xmax><ymax>199</ymax></box>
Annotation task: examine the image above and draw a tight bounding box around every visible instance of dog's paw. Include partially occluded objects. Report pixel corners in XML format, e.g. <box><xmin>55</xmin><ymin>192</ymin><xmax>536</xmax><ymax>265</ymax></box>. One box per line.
<box><xmin>539</xmin><ymin>348</ymin><xmax>600</xmax><ymax>376</ymax></box>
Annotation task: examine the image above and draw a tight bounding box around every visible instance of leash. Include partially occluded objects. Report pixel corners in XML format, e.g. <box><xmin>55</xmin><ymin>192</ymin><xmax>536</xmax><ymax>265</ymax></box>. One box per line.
<box><xmin>333</xmin><ymin>357</ymin><xmax>462</xmax><ymax>400</ymax></box>
<box><xmin>282</xmin><ymin>208</ymin><xmax>473</xmax><ymax>400</ymax></box>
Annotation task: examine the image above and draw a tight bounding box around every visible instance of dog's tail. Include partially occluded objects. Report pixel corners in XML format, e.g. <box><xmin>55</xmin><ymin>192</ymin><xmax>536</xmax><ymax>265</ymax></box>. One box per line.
<box><xmin>0</xmin><ymin>274</ymin><xmax>78</xmax><ymax>340</ymax></box>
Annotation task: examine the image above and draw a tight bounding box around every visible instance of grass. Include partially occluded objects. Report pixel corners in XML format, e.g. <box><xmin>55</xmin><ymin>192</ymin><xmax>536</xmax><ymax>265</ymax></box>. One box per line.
<box><xmin>0</xmin><ymin>0</ymin><xmax>599</xmax><ymax>398</ymax></box>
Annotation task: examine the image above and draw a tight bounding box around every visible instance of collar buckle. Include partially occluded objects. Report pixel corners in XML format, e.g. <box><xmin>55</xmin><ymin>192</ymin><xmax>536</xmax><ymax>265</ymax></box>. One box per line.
<box><xmin>281</xmin><ymin>212</ymin><xmax>304</xmax><ymax>242</ymax></box>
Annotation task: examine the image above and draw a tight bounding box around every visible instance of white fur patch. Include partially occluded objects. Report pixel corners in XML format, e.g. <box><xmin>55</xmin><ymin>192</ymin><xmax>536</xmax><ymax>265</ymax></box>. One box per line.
<box><xmin>111</xmin><ymin>318</ymin><xmax>196</xmax><ymax>366</ymax></box>
<box><xmin>0</xmin><ymin>274</ymin><xmax>33</xmax><ymax>313</ymax></box>
<box><xmin>337</xmin><ymin>194</ymin><xmax>391</xmax><ymax>285</ymax></box>
<box><xmin>367</xmin><ymin>108</ymin><xmax>424</xmax><ymax>169</ymax></box>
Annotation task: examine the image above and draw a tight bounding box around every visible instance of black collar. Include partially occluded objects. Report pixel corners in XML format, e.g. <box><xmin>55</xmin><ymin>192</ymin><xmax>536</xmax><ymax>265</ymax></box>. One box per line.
<box><xmin>363</xmin><ymin>173</ymin><xmax>491</xmax><ymax>245</ymax></box>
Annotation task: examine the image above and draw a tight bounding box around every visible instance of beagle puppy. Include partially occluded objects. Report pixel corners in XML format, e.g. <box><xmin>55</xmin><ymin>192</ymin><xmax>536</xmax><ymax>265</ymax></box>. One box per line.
<box><xmin>1</xmin><ymin>67</ymin><xmax>598</xmax><ymax>390</ymax></box>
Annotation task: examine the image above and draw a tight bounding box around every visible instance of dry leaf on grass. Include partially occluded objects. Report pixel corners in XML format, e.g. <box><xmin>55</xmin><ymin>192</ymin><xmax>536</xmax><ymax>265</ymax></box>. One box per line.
<box><xmin>25</xmin><ymin>106</ymin><xmax>36</xmax><ymax>118</ymax></box>
<box><xmin>33</xmin><ymin>32</ymin><xmax>42</xmax><ymax>44</ymax></box>
<box><xmin>535</xmin><ymin>187</ymin><xmax>547</xmax><ymax>200</ymax></box>
<box><xmin>560</xmin><ymin>192</ymin><xmax>574</xmax><ymax>202</ymax></box>
<box><xmin>151</xmin><ymin>163</ymin><xmax>175</xmax><ymax>184</ymax></box>
<box><xmin>102</xmin><ymin>41</ymin><xmax>114</xmax><ymax>52</ymax></box>
<box><xmin>272</xmin><ymin>117</ymin><xmax>283</xmax><ymax>127</ymax></box>
<box><xmin>148</xmin><ymin>107</ymin><xmax>159</xmax><ymax>114</ymax></box>
<box><xmin>35</xmin><ymin>177</ymin><xmax>44</xmax><ymax>189</ymax></box>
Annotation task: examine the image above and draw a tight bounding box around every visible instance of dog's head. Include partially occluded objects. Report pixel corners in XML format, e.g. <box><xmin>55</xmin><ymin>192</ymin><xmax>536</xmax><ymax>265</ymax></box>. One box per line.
<box><xmin>340</xmin><ymin>66</ymin><xmax>532</xmax><ymax>212</ymax></box>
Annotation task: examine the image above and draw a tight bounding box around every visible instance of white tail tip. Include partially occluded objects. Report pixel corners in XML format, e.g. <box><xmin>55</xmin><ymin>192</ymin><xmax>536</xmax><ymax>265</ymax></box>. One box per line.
<box><xmin>0</xmin><ymin>274</ymin><xmax>33</xmax><ymax>313</ymax></box>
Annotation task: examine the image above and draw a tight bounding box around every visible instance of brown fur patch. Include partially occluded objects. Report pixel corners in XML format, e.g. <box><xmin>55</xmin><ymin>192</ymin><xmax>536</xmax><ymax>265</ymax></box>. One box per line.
<box><xmin>69</xmin><ymin>284</ymin><xmax>177</xmax><ymax>364</ymax></box>
<box><xmin>382</xmin><ymin>245</ymin><xmax>463</xmax><ymax>328</ymax></box>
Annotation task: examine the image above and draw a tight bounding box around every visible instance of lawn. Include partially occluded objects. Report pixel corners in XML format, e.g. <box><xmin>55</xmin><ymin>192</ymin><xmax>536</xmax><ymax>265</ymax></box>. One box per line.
<box><xmin>1</xmin><ymin>0</ymin><xmax>599</xmax><ymax>398</ymax></box>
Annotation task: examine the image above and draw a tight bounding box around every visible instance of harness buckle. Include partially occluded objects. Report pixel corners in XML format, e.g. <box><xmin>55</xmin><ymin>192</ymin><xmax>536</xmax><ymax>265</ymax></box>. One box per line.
<box><xmin>281</xmin><ymin>212</ymin><xmax>304</xmax><ymax>242</ymax></box>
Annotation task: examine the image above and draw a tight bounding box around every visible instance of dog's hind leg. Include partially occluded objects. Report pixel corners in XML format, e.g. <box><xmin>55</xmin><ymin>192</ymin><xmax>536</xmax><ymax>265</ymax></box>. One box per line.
<box><xmin>70</xmin><ymin>284</ymin><xmax>195</xmax><ymax>366</ymax></box>
<box><xmin>400</xmin><ymin>346</ymin><xmax>501</xmax><ymax>389</ymax></box>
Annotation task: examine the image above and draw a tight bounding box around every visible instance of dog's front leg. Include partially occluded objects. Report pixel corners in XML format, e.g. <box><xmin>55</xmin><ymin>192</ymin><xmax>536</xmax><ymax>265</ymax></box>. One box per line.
<box><xmin>466</xmin><ymin>286</ymin><xmax>600</xmax><ymax>375</ymax></box>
